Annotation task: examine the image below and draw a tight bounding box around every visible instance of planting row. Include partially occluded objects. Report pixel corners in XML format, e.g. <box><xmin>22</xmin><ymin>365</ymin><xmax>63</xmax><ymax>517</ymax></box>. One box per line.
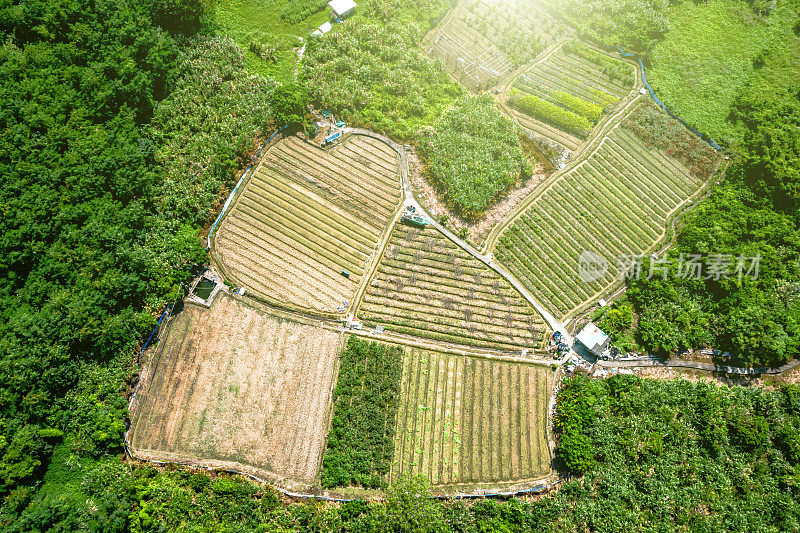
<box><xmin>215</xmin><ymin>135</ymin><xmax>401</xmax><ymax>314</ymax></box>
<box><xmin>390</xmin><ymin>348</ymin><xmax>553</xmax><ymax>485</ymax></box>
<box><xmin>507</xmin><ymin>42</ymin><xmax>635</xmax><ymax>147</ymax></box>
<box><xmin>428</xmin><ymin>0</ymin><xmax>563</xmax><ymax>90</ymax></box>
<box><xmin>359</xmin><ymin>224</ymin><xmax>547</xmax><ymax>352</ymax></box>
<box><xmin>494</xmin><ymin>110</ymin><xmax>709</xmax><ymax>319</ymax></box>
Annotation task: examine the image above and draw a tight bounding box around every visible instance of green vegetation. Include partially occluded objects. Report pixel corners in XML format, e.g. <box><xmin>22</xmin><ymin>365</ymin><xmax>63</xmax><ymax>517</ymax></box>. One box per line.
<box><xmin>302</xmin><ymin>0</ymin><xmax>464</xmax><ymax>139</ymax></box>
<box><xmin>150</xmin><ymin>36</ymin><xmax>276</xmax><ymax>223</ymax></box>
<box><xmin>561</xmin><ymin>40</ymin><xmax>635</xmax><ymax>85</ymax></box>
<box><xmin>280</xmin><ymin>0</ymin><xmax>328</xmax><ymax>24</ymax></box>
<box><xmin>546</xmin><ymin>0</ymin><xmax>670</xmax><ymax>53</ymax></box>
<box><xmin>212</xmin><ymin>0</ymin><xmax>328</xmax><ymax>82</ymax></box>
<box><xmin>555</xmin><ymin>375</ymin><xmax>800</xmax><ymax>529</ymax></box>
<box><xmin>417</xmin><ymin>95</ymin><xmax>527</xmax><ymax>219</ymax></box>
<box><xmin>606</xmin><ymin>36</ymin><xmax>800</xmax><ymax>365</ymax></box>
<box><xmin>321</xmin><ymin>337</ymin><xmax>404</xmax><ymax>488</ymax></box>
<box><xmin>0</xmin><ymin>0</ymin><xmax>280</xmax><ymax>515</ymax></box>
<box><xmin>509</xmin><ymin>90</ymin><xmax>592</xmax><ymax>138</ymax></box>
<box><xmin>495</xmin><ymin>105</ymin><xmax>714</xmax><ymax>319</ymax></box>
<box><xmin>646</xmin><ymin>0</ymin><xmax>799</xmax><ymax>146</ymax></box>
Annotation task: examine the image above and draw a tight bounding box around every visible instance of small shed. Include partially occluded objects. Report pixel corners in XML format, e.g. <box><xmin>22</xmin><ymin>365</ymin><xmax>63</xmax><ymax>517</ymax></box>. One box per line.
<box><xmin>328</xmin><ymin>0</ymin><xmax>356</xmax><ymax>19</ymax></box>
<box><xmin>312</xmin><ymin>21</ymin><xmax>333</xmax><ymax>36</ymax></box>
<box><xmin>576</xmin><ymin>322</ymin><xmax>610</xmax><ymax>358</ymax></box>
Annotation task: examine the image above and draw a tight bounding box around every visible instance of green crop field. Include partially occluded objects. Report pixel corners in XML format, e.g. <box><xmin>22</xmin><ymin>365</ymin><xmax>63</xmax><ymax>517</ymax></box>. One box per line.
<box><xmin>359</xmin><ymin>223</ymin><xmax>548</xmax><ymax>352</ymax></box>
<box><xmin>215</xmin><ymin>134</ymin><xmax>402</xmax><ymax>314</ymax></box>
<box><xmin>507</xmin><ymin>41</ymin><xmax>636</xmax><ymax>150</ymax></box>
<box><xmin>390</xmin><ymin>348</ymin><xmax>552</xmax><ymax>486</ymax></box>
<box><xmin>425</xmin><ymin>0</ymin><xmax>563</xmax><ymax>90</ymax></box>
<box><xmin>495</xmin><ymin>99</ymin><xmax>719</xmax><ymax>320</ymax></box>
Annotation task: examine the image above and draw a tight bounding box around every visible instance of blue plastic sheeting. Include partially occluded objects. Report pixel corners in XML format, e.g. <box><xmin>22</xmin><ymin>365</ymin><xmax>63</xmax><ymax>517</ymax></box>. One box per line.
<box><xmin>141</xmin><ymin>307</ymin><xmax>169</xmax><ymax>355</ymax></box>
<box><xmin>616</xmin><ymin>46</ymin><xmax>635</xmax><ymax>57</ymax></box>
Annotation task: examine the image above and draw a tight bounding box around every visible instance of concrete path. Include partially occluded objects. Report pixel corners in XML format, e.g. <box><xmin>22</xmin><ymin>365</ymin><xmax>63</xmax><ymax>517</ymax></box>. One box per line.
<box><xmin>343</xmin><ymin>128</ymin><xmax>571</xmax><ymax>342</ymax></box>
<box><xmin>596</xmin><ymin>357</ymin><xmax>800</xmax><ymax>376</ymax></box>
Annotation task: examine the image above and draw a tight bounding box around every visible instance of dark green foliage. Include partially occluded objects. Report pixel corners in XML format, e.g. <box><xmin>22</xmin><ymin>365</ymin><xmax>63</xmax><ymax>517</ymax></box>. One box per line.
<box><xmin>280</xmin><ymin>0</ymin><xmax>327</xmax><ymax>24</ymax></box>
<box><xmin>417</xmin><ymin>95</ymin><xmax>527</xmax><ymax>220</ymax></box>
<box><xmin>551</xmin><ymin>375</ymin><xmax>800</xmax><ymax>530</ymax></box>
<box><xmin>0</xmin><ymin>0</ymin><xmax>274</xmax><ymax>503</ymax></box>
<box><xmin>145</xmin><ymin>0</ymin><xmax>216</xmax><ymax>35</ymax></box>
<box><xmin>616</xmin><ymin>46</ymin><xmax>800</xmax><ymax>365</ymax></box>
<box><xmin>270</xmin><ymin>83</ymin><xmax>309</xmax><ymax>126</ymax></box>
<box><xmin>302</xmin><ymin>0</ymin><xmax>464</xmax><ymax>140</ymax></box>
<box><xmin>321</xmin><ymin>337</ymin><xmax>404</xmax><ymax>488</ymax></box>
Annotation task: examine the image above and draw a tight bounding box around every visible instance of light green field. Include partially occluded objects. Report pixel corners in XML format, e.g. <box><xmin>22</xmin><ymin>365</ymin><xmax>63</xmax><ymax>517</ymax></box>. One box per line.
<box><xmin>390</xmin><ymin>348</ymin><xmax>552</xmax><ymax>486</ymax></box>
<box><xmin>213</xmin><ymin>0</ymin><xmax>330</xmax><ymax>82</ymax></box>
<box><xmin>646</xmin><ymin>0</ymin><xmax>798</xmax><ymax>146</ymax></box>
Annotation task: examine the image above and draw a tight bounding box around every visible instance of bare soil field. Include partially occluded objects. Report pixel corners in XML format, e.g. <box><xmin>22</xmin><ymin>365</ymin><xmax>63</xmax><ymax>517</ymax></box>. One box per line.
<box><xmin>128</xmin><ymin>292</ymin><xmax>342</xmax><ymax>489</ymax></box>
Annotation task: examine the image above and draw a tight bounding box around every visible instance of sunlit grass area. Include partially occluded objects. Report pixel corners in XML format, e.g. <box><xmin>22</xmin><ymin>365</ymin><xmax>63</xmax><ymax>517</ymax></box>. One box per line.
<box><xmin>646</xmin><ymin>0</ymin><xmax>797</xmax><ymax>146</ymax></box>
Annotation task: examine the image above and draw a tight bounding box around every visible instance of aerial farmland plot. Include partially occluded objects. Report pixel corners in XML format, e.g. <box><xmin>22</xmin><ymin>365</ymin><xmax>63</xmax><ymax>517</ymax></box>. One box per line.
<box><xmin>390</xmin><ymin>347</ymin><xmax>553</xmax><ymax>488</ymax></box>
<box><xmin>358</xmin><ymin>223</ymin><xmax>548</xmax><ymax>352</ymax></box>
<box><xmin>425</xmin><ymin>0</ymin><xmax>563</xmax><ymax>91</ymax></box>
<box><xmin>494</xmin><ymin>99</ymin><xmax>721</xmax><ymax>321</ymax></box>
<box><xmin>128</xmin><ymin>292</ymin><xmax>342</xmax><ymax>490</ymax></box>
<box><xmin>214</xmin><ymin>134</ymin><xmax>402</xmax><ymax>314</ymax></box>
<box><xmin>505</xmin><ymin>41</ymin><xmax>637</xmax><ymax>151</ymax></box>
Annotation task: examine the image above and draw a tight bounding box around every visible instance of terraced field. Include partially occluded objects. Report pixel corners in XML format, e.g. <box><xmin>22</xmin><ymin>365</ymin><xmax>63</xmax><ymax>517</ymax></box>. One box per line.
<box><xmin>358</xmin><ymin>224</ymin><xmax>548</xmax><ymax>352</ymax></box>
<box><xmin>128</xmin><ymin>293</ymin><xmax>341</xmax><ymax>488</ymax></box>
<box><xmin>390</xmin><ymin>348</ymin><xmax>552</xmax><ymax>486</ymax></box>
<box><xmin>494</xmin><ymin>102</ymin><xmax>714</xmax><ymax>320</ymax></box>
<box><xmin>214</xmin><ymin>134</ymin><xmax>402</xmax><ymax>314</ymax></box>
<box><xmin>427</xmin><ymin>0</ymin><xmax>562</xmax><ymax>90</ymax></box>
<box><xmin>507</xmin><ymin>41</ymin><xmax>636</xmax><ymax>150</ymax></box>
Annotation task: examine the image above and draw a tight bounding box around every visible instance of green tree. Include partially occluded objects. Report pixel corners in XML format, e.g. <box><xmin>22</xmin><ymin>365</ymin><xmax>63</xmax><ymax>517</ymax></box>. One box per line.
<box><xmin>270</xmin><ymin>83</ymin><xmax>309</xmax><ymax>127</ymax></box>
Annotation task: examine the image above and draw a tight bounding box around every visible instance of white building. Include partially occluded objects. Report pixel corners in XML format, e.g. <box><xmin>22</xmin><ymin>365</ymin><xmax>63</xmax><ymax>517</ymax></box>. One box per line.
<box><xmin>328</xmin><ymin>0</ymin><xmax>356</xmax><ymax>19</ymax></box>
<box><xmin>576</xmin><ymin>322</ymin><xmax>610</xmax><ymax>358</ymax></box>
<box><xmin>312</xmin><ymin>21</ymin><xmax>332</xmax><ymax>37</ymax></box>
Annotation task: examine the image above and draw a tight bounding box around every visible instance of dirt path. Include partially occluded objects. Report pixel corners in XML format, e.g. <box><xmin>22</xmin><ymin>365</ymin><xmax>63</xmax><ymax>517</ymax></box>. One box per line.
<box><xmin>596</xmin><ymin>357</ymin><xmax>800</xmax><ymax>376</ymax></box>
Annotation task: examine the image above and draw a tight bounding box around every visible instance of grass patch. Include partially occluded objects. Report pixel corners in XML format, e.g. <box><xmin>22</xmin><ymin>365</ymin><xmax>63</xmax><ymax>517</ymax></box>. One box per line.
<box><xmin>212</xmin><ymin>0</ymin><xmax>330</xmax><ymax>83</ymax></box>
<box><xmin>646</xmin><ymin>0</ymin><xmax>798</xmax><ymax>146</ymax></box>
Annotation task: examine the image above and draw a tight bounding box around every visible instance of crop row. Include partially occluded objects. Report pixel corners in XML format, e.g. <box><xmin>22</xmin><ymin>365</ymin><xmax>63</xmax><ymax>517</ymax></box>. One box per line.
<box><xmin>391</xmin><ymin>349</ymin><xmax>552</xmax><ymax>485</ymax></box>
<box><xmin>508</xmin><ymin>90</ymin><xmax>593</xmax><ymax>138</ymax></box>
<box><xmin>561</xmin><ymin>41</ymin><xmax>636</xmax><ymax>86</ymax></box>
<box><xmin>216</xmin><ymin>136</ymin><xmax>401</xmax><ymax>313</ymax></box>
<box><xmin>494</xmin><ymin>120</ymin><xmax>704</xmax><ymax>319</ymax></box>
<box><xmin>360</xmin><ymin>224</ymin><xmax>547</xmax><ymax>351</ymax></box>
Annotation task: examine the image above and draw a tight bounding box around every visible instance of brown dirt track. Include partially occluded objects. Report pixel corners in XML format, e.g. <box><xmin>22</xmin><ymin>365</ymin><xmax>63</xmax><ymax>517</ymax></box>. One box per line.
<box><xmin>128</xmin><ymin>292</ymin><xmax>342</xmax><ymax>489</ymax></box>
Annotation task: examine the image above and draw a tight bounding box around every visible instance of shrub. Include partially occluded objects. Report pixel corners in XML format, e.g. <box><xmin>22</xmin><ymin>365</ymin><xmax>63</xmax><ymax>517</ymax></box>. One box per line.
<box><xmin>417</xmin><ymin>95</ymin><xmax>526</xmax><ymax>220</ymax></box>
<box><xmin>508</xmin><ymin>90</ymin><xmax>593</xmax><ymax>138</ymax></box>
